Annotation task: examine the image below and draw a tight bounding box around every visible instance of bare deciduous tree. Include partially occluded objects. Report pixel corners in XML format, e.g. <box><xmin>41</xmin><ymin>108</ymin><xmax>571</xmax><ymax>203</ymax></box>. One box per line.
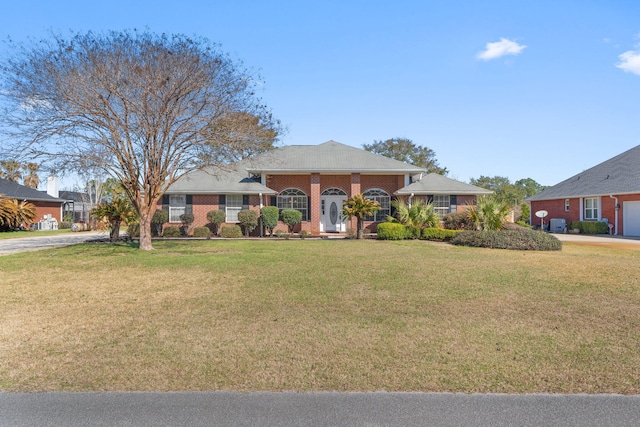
<box><xmin>1</xmin><ymin>30</ymin><xmax>280</xmax><ymax>250</ymax></box>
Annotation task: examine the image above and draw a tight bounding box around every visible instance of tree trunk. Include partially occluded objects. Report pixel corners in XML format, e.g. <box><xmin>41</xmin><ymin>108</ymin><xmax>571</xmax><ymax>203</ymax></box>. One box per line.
<box><xmin>139</xmin><ymin>211</ymin><xmax>154</xmax><ymax>250</ymax></box>
<box><xmin>357</xmin><ymin>218</ymin><xmax>364</xmax><ymax>240</ymax></box>
<box><xmin>110</xmin><ymin>218</ymin><xmax>120</xmax><ymax>242</ymax></box>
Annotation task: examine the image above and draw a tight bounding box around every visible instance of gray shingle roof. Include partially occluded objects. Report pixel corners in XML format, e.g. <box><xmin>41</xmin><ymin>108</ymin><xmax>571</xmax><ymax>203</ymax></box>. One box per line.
<box><xmin>527</xmin><ymin>145</ymin><xmax>640</xmax><ymax>201</ymax></box>
<box><xmin>243</xmin><ymin>140</ymin><xmax>425</xmax><ymax>174</ymax></box>
<box><xmin>168</xmin><ymin>167</ymin><xmax>276</xmax><ymax>195</ymax></box>
<box><xmin>0</xmin><ymin>178</ymin><xmax>67</xmax><ymax>203</ymax></box>
<box><xmin>395</xmin><ymin>173</ymin><xmax>493</xmax><ymax>196</ymax></box>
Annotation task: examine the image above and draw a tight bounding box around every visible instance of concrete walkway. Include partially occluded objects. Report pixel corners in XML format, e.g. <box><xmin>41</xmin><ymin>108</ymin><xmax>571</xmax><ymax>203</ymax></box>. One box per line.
<box><xmin>0</xmin><ymin>231</ymin><xmax>108</xmax><ymax>256</ymax></box>
<box><xmin>2</xmin><ymin>391</ymin><xmax>640</xmax><ymax>427</ymax></box>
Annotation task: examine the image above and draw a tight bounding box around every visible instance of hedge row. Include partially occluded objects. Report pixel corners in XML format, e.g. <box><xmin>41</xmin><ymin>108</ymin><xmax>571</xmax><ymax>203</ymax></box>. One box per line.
<box><xmin>569</xmin><ymin>221</ymin><xmax>609</xmax><ymax>234</ymax></box>
<box><xmin>450</xmin><ymin>229</ymin><xmax>562</xmax><ymax>251</ymax></box>
<box><xmin>376</xmin><ymin>223</ymin><xmax>462</xmax><ymax>241</ymax></box>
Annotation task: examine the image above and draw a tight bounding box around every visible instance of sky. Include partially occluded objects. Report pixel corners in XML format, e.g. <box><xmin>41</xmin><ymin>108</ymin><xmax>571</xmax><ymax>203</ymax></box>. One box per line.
<box><xmin>2</xmin><ymin>0</ymin><xmax>640</xmax><ymax>188</ymax></box>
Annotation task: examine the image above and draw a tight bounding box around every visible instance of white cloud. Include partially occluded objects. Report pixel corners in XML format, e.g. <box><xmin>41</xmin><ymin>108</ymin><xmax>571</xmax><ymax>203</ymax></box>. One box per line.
<box><xmin>616</xmin><ymin>50</ymin><xmax>640</xmax><ymax>76</ymax></box>
<box><xmin>477</xmin><ymin>38</ymin><xmax>526</xmax><ymax>61</ymax></box>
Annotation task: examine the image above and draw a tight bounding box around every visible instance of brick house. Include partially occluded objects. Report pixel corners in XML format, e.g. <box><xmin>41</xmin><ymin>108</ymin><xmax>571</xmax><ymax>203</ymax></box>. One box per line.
<box><xmin>527</xmin><ymin>145</ymin><xmax>640</xmax><ymax>236</ymax></box>
<box><xmin>164</xmin><ymin>140</ymin><xmax>491</xmax><ymax>235</ymax></box>
<box><xmin>0</xmin><ymin>177</ymin><xmax>67</xmax><ymax>225</ymax></box>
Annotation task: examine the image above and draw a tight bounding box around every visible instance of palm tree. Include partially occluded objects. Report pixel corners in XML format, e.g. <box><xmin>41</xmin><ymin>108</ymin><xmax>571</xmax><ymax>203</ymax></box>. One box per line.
<box><xmin>22</xmin><ymin>163</ymin><xmax>40</xmax><ymax>189</ymax></box>
<box><xmin>467</xmin><ymin>195</ymin><xmax>509</xmax><ymax>231</ymax></box>
<box><xmin>0</xmin><ymin>196</ymin><xmax>18</xmax><ymax>229</ymax></box>
<box><xmin>91</xmin><ymin>195</ymin><xmax>137</xmax><ymax>241</ymax></box>
<box><xmin>0</xmin><ymin>197</ymin><xmax>35</xmax><ymax>230</ymax></box>
<box><xmin>0</xmin><ymin>160</ymin><xmax>23</xmax><ymax>182</ymax></box>
<box><xmin>387</xmin><ymin>199</ymin><xmax>439</xmax><ymax>236</ymax></box>
<box><xmin>342</xmin><ymin>194</ymin><xmax>380</xmax><ymax>239</ymax></box>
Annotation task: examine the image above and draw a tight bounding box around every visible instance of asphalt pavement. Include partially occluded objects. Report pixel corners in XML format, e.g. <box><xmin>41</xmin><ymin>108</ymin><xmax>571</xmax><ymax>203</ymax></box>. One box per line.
<box><xmin>2</xmin><ymin>391</ymin><xmax>640</xmax><ymax>427</ymax></box>
<box><xmin>0</xmin><ymin>231</ymin><xmax>108</xmax><ymax>256</ymax></box>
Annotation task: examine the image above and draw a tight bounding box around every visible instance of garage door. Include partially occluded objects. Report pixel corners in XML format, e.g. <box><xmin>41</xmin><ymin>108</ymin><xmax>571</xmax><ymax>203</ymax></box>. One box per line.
<box><xmin>623</xmin><ymin>201</ymin><xmax>640</xmax><ymax>236</ymax></box>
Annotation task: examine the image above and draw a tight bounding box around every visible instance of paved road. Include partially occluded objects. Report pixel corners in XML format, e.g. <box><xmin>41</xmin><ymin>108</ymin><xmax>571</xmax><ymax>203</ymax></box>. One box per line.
<box><xmin>1</xmin><ymin>391</ymin><xmax>639</xmax><ymax>426</ymax></box>
<box><xmin>0</xmin><ymin>231</ymin><xmax>108</xmax><ymax>256</ymax></box>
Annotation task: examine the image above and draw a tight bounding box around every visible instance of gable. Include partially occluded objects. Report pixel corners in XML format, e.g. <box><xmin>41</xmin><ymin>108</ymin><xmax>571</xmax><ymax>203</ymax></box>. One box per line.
<box><xmin>528</xmin><ymin>145</ymin><xmax>640</xmax><ymax>201</ymax></box>
<box><xmin>242</xmin><ymin>140</ymin><xmax>425</xmax><ymax>174</ymax></box>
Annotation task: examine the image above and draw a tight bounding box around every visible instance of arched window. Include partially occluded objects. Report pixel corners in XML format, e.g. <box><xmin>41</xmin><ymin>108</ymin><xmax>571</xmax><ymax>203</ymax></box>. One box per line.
<box><xmin>321</xmin><ymin>188</ymin><xmax>347</xmax><ymax>196</ymax></box>
<box><xmin>363</xmin><ymin>188</ymin><xmax>390</xmax><ymax>222</ymax></box>
<box><xmin>277</xmin><ymin>188</ymin><xmax>308</xmax><ymax>221</ymax></box>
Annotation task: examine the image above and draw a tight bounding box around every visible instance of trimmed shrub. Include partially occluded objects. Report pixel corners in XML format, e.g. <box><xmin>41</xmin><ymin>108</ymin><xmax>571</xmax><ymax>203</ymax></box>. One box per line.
<box><xmin>443</xmin><ymin>211</ymin><xmax>474</xmax><ymax>230</ymax></box>
<box><xmin>376</xmin><ymin>222</ymin><xmax>407</xmax><ymax>240</ymax></box>
<box><xmin>220</xmin><ymin>224</ymin><xmax>242</xmax><ymax>238</ymax></box>
<box><xmin>59</xmin><ymin>221</ymin><xmax>73</xmax><ymax>229</ymax></box>
<box><xmin>207</xmin><ymin>210</ymin><xmax>226</xmax><ymax>235</ymax></box>
<box><xmin>280</xmin><ymin>209</ymin><xmax>302</xmax><ymax>232</ymax></box>
<box><xmin>238</xmin><ymin>209</ymin><xmax>260</xmax><ymax>237</ymax></box>
<box><xmin>162</xmin><ymin>226</ymin><xmax>181</xmax><ymax>237</ymax></box>
<box><xmin>179</xmin><ymin>213</ymin><xmax>194</xmax><ymax>236</ymax></box>
<box><xmin>569</xmin><ymin>221</ymin><xmax>608</xmax><ymax>234</ymax></box>
<box><xmin>450</xmin><ymin>229</ymin><xmax>562</xmax><ymax>251</ymax></box>
<box><xmin>405</xmin><ymin>225</ymin><xmax>421</xmax><ymax>239</ymax></box>
<box><xmin>127</xmin><ymin>222</ymin><xmax>140</xmax><ymax>238</ymax></box>
<box><xmin>193</xmin><ymin>226</ymin><xmax>212</xmax><ymax>238</ymax></box>
<box><xmin>151</xmin><ymin>209</ymin><xmax>168</xmax><ymax>237</ymax></box>
<box><xmin>261</xmin><ymin>206</ymin><xmax>279</xmax><ymax>236</ymax></box>
<box><xmin>421</xmin><ymin>227</ymin><xmax>462</xmax><ymax>241</ymax></box>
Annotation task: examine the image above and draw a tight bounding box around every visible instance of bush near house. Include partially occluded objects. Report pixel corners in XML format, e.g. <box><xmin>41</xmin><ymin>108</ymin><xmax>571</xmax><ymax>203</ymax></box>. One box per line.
<box><xmin>443</xmin><ymin>211</ymin><xmax>474</xmax><ymax>230</ymax></box>
<box><xmin>237</xmin><ymin>209</ymin><xmax>260</xmax><ymax>237</ymax></box>
<box><xmin>162</xmin><ymin>226</ymin><xmax>181</xmax><ymax>238</ymax></box>
<box><xmin>280</xmin><ymin>209</ymin><xmax>302</xmax><ymax>233</ymax></box>
<box><xmin>220</xmin><ymin>224</ymin><xmax>242</xmax><ymax>238</ymax></box>
<box><xmin>569</xmin><ymin>221</ymin><xmax>608</xmax><ymax>234</ymax></box>
<box><xmin>260</xmin><ymin>206</ymin><xmax>279</xmax><ymax>236</ymax></box>
<box><xmin>192</xmin><ymin>226</ymin><xmax>212</xmax><ymax>238</ymax></box>
<box><xmin>151</xmin><ymin>210</ymin><xmax>168</xmax><ymax>237</ymax></box>
<box><xmin>451</xmin><ymin>229</ymin><xmax>562</xmax><ymax>251</ymax></box>
<box><xmin>206</xmin><ymin>210</ymin><xmax>226</xmax><ymax>236</ymax></box>
<box><xmin>376</xmin><ymin>222</ymin><xmax>407</xmax><ymax>240</ymax></box>
<box><xmin>421</xmin><ymin>228</ymin><xmax>461</xmax><ymax>242</ymax></box>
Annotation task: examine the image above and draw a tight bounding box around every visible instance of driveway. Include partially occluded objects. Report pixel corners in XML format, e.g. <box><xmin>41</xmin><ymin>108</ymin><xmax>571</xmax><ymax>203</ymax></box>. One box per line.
<box><xmin>0</xmin><ymin>231</ymin><xmax>108</xmax><ymax>256</ymax></box>
<box><xmin>552</xmin><ymin>232</ymin><xmax>640</xmax><ymax>249</ymax></box>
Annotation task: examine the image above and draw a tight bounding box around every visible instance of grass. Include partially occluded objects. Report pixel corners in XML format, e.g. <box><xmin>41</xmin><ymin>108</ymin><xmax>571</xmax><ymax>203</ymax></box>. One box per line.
<box><xmin>1</xmin><ymin>239</ymin><xmax>640</xmax><ymax>393</ymax></box>
<box><xmin>0</xmin><ymin>229</ymin><xmax>72</xmax><ymax>240</ymax></box>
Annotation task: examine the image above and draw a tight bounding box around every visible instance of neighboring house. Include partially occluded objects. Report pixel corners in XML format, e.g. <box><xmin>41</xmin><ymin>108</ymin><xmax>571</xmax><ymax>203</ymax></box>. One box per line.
<box><xmin>527</xmin><ymin>145</ymin><xmax>640</xmax><ymax>236</ymax></box>
<box><xmin>59</xmin><ymin>190</ymin><xmax>92</xmax><ymax>223</ymax></box>
<box><xmin>165</xmin><ymin>140</ymin><xmax>492</xmax><ymax>235</ymax></box>
<box><xmin>0</xmin><ymin>177</ymin><xmax>67</xmax><ymax>223</ymax></box>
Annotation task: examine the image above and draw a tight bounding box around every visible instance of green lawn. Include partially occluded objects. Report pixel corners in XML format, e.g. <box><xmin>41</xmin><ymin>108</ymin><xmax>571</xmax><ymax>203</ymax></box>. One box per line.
<box><xmin>1</xmin><ymin>239</ymin><xmax>639</xmax><ymax>393</ymax></box>
<box><xmin>0</xmin><ymin>229</ymin><xmax>72</xmax><ymax>240</ymax></box>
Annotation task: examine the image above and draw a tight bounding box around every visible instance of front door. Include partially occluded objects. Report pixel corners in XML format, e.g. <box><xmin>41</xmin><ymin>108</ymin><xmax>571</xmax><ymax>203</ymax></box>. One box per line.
<box><xmin>321</xmin><ymin>196</ymin><xmax>347</xmax><ymax>232</ymax></box>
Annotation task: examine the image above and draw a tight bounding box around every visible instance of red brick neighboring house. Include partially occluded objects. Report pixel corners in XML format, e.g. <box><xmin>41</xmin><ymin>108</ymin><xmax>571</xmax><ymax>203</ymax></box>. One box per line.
<box><xmin>0</xmin><ymin>177</ymin><xmax>67</xmax><ymax>224</ymax></box>
<box><xmin>165</xmin><ymin>140</ymin><xmax>492</xmax><ymax>235</ymax></box>
<box><xmin>527</xmin><ymin>145</ymin><xmax>640</xmax><ymax>236</ymax></box>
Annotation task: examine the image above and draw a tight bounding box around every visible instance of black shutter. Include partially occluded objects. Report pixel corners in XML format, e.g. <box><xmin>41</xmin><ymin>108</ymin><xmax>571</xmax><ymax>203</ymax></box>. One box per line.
<box><xmin>242</xmin><ymin>195</ymin><xmax>250</xmax><ymax>210</ymax></box>
<box><xmin>162</xmin><ymin>195</ymin><xmax>169</xmax><ymax>213</ymax></box>
<box><xmin>450</xmin><ymin>195</ymin><xmax>457</xmax><ymax>205</ymax></box>
<box><xmin>270</xmin><ymin>196</ymin><xmax>277</xmax><ymax>207</ymax></box>
<box><xmin>427</xmin><ymin>195</ymin><xmax>434</xmax><ymax>204</ymax></box>
<box><xmin>186</xmin><ymin>195</ymin><xmax>193</xmax><ymax>214</ymax></box>
<box><xmin>218</xmin><ymin>195</ymin><xmax>225</xmax><ymax>215</ymax></box>
<box><xmin>306</xmin><ymin>196</ymin><xmax>311</xmax><ymax>221</ymax></box>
